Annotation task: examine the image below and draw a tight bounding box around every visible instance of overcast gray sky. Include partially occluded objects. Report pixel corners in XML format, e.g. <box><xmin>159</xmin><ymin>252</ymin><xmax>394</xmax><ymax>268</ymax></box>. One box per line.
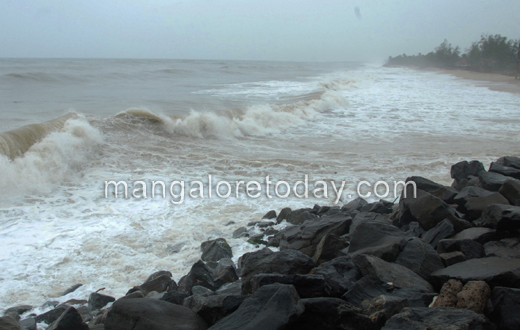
<box><xmin>0</xmin><ymin>0</ymin><xmax>518</xmax><ymax>62</ymax></box>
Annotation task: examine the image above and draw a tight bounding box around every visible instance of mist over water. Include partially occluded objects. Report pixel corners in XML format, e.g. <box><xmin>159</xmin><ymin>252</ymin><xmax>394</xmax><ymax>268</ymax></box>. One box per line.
<box><xmin>1</xmin><ymin>59</ymin><xmax>519</xmax><ymax>312</ymax></box>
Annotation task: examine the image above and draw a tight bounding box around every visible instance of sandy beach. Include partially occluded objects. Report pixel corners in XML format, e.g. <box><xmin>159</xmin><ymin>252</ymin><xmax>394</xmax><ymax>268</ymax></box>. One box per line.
<box><xmin>438</xmin><ymin>69</ymin><xmax>520</xmax><ymax>94</ymax></box>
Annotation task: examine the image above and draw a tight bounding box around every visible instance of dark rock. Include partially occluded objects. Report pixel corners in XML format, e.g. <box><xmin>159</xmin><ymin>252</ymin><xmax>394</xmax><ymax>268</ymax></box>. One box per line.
<box><xmin>287</xmin><ymin>209</ymin><xmax>315</xmax><ymax>225</ymax></box>
<box><xmin>341</xmin><ymin>197</ymin><xmax>368</xmax><ymax>213</ymax></box>
<box><xmin>145</xmin><ymin>270</ymin><xmax>172</xmax><ymax>283</ymax></box>
<box><xmin>363</xmin><ymin>295</ymin><xmax>410</xmax><ymax>328</ymax></box>
<box><xmin>454</xmin><ymin>186</ymin><xmax>510</xmax><ymax>220</ymax></box>
<box><xmin>312</xmin><ymin>233</ymin><xmax>347</xmax><ymax>263</ymax></box>
<box><xmin>406</xmin><ymin>176</ymin><xmax>458</xmax><ymax>203</ymax></box>
<box><xmin>105</xmin><ymin>298</ymin><xmax>208</xmax><ymax>330</ymax></box>
<box><xmin>4</xmin><ymin>306</ymin><xmax>32</xmax><ymax>318</ymax></box>
<box><xmin>451</xmin><ymin>160</ymin><xmax>486</xmax><ymax>182</ymax></box>
<box><xmin>250</xmin><ymin>273</ymin><xmax>329</xmax><ymax>298</ymax></box>
<box><xmin>481</xmin><ymin>204</ymin><xmax>520</xmax><ymax>231</ymax></box>
<box><xmin>286</xmin><ymin>297</ymin><xmax>347</xmax><ymax>330</ymax></box>
<box><xmin>122</xmin><ymin>291</ymin><xmax>145</xmax><ymax>300</ymax></box>
<box><xmin>421</xmin><ymin>219</ymin><xmax>455</xmax><ymax>248</ymax></box>
<box><xmin>499</xmin><ymin>179</ymin><xmax>520</xmax><ymax>205</ymax></box>
<box><xmin>255</xmin><ymin>221</ymin><xmax>275</xmax><ymax>228</ymax></box>
<box><xmin>406</xmin><ymin>221</ymin><xmax>425</xmax><ymax>237</ymax></box>
<box><xmin>276</xmin><ymin>213</ymin><xmax>351</xmax><ymax>257</ymax></box>
<box><xmin>88</xmin><ymin>292</ymin><xmax>116</xmax><ymax>312</ymax></box>
<box><xmin>490</xmin><ymin>286</ymin><xmax>520</xmax><ymax>330</ymax></box>
<box><xmin>276</xmin><ymin>207</ymin><xmax>292</xmax><ymax>223</ymax></box>
<box><xmin>368</xmin><ymin>201</ymin><xmax>394</xmax><ymax>214</ymax></box>
<box><xmin>353</xmin><ymin>254</ymin><xmax>434</xmax><ymax>292</ymax></box>
<box><xmin>484</xmin><ymin>237</ymin><xmax>520</xmax><ymax>258</ymax></box>
<box><xmin>75</xmin><ymin>305</ymin><xmax>92</xmax><ymax>323</ymax></box>
<box><xmin>489</xmin><ymin>162</ymin><xmax>520</xmax><ymax>179</ymax></box>
<box><xmin>262</xmin><ymin>210</ymin><xmax>277</xmax><ymax>219</ymax></box>
<box><xmin>395</xmin><ymin>237</ymin><xmax>444</xmax><ymax>280</ymax></box>
<box><xmin>165</xmin><ymin>241</ymin><xmax>187</xmax><ymax>254</ymax></box>
<box><xmin>183</xmin><ymin>294</ymin><xmax>246</xmax><ymax>326</ymax></box>
<box><xmin>349</xmin><ymin>212</ymin><xmax>391</xmax><ymax>234</ymax></box>
<box><xmin>161</xmin><ymin>291</ymin><xmax>190</xmax><ymax>305</ymax></box>
<box><xmin>215</xmin><ymin>281</ymin><xmax>242</xmax><ymax>296</ymax></box>
<box><xmin>46</xmin><ymin>306</ymin><xmax>88</xmax><ymax>330</ymax></box>
<box><xmin>382</xmin><ymin>307</ymin><xmax>492</xmax><ymax>330</ymax></box>
<box><xmin>348</xmin><ymin>220</ymin><xmax>411</xmax><ymax>262</ymax></box>
<box><xmin>35</xmin><ymin>305</ymin><xmax>68</xmax><ymax>325</ymax></box>
<box><xmin>399</xmin><ymin>189</ymin><xmax>461</xmax><ymax>231</ymax></box>
<box><xmin>214</xmin><ymin>266</ymin><xmax>239</xmax><ymax>288</ymax></box>
<box><xmin>201</xmin><ymin>238</ymin><xmax>232</xmax><ymax>263</ymax></box>
<box><xmin>239</xmin><ymin>248</ymin><xmax>316</xmax><ymax>294</ymax></box>
<box><xmin>192</xmin><ymin>285</ymin><xmax>214</xmax><ymax>296</ymax></box>
<box><xmin>19</xmin><ymin>318</ymin><xmax>36</xmax><ymax>330</ymax></box>
<box><xmin>0</xmin><ymin>317</ymin><xmax>23</xmax><ymax>330</ymax></box>
<box><xmin>310</xmin><ymin>256</ymin><xmax>360</xmax><ymax>297</ymax></box>
<box><xmin>431</xmin><ymin>256</ymin><xmax>520</xmax><ymax>288</ymax></box>
<box><xmin>439</xmin><ymin>251</ymin><xmax>467</xmax><ymax>266</ymax></box>
<box><xmin>496</xmin><ymin>156</ymin><xmax>520</xmax><ymax>169</ymax></box>
<box><xmin>436</xmin><ymin>239</ymin><xmax>485</xmax><ymax>260</ymax></box>
<box><xmin>127</xmin><ymin>274</ymin><xmax>177</xmax><ymax>296</ymax></box>
<box><xmin>232</xmin><ymin>227</ymin><xmax>248</xmax><ymax>238</ymax></box>
<box><xmin>206</xmin><ymin>283</ymin><xmax>303</xmax><ymax>330</ymax></box>
<box><xmin>178</xmin><ymin>260</ymin><xmax>218</xmax><ymax>295</ymax></box>
<box><xmin>61</xmin><ymin>284</ymin><xmax>83</xmax><ymax>296</ymax></box>
<box><xmin>456</xmin><ymin>281</ymin><xmax>491</xmax><ymax>314</ymax></box>
<box><xmin>450</xmin><ymin>227</ymin><xmax>498</xmax><ymax>245</ymax></box>
<box><xmin>430</xmin><ymin>279</ymin><xmax>463</xmax><ymax>308</ymax></box>
<box><xmin>479</xmin><ymin>170</ymin><xmax>511</xmax><ymax>192</ymax></box>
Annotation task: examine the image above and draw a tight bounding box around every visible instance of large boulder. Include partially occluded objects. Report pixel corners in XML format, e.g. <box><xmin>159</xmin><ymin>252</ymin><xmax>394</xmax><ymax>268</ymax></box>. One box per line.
<box><xmin>47</xmin><ymin>306</ymin><xmax>88</xmax><ymax>330</ymax></box>
<box><xmin>430</xmin><ymin>279</ymin><xmax>463</xmax><ymax>308</ymax></box>
<box><xmin>183</xmin><ymin>294</ymin><xmax>246</xmax><ymax>326</ymax></box>
<box><xmin>490</xmin><ymin>286</ymin><xmax>520</xmax><ymax>330</ymax></box>
<box><xmin>178</xmin><ymin>260</ymin><xmax>218</xmax><ymax>295</ymax></box>
<box><xmin>421</xmin><ymin>219</ymin><xmax>455</xmax><ymax>248</ymax></box>
<box><xmin>239</xmin><ymin>248</ymin><xmax>316</xmax><ymax>294</ymax></box>
<box><xmin>456</xmin><ymin>281</ymin><xmax>491</xmax><ymax>314</ymax></box>
<box><xmin>382</xmin><ymin>307</ymin><xmax>492</xmax><ymax>330</ymax></box>
<box><xmin>499</xmin><ymin>179</ymin><xmax>520</xmax><ymax>205</ymax></box>
<box><xmin>451</xmin><ymin>160</ymin><xmax>485</xmax><ymax>182</ymax></box>
<box><xmin>395</xmin><ymin>237</ymin><xmax>444</xmax><ymax>280</ymax></box>
<box><xmin>250</xmin><ymin>273</ymin><xmax>329</xmax><ymax>298</ymax></box>
<box><xmin>489</xmin><ymin>162</ymin><xmax>520</xmax><ymax>180</ymax></box>
<box><xmin>436</xmin><ymin>239</ymin><xmax>485</xmax><ymax>260</ymax></box>
<box><xmin>347</xmin><ymin>220</ymin><xmax>412</xmax><ymax>262</ymax></box>
<box><xmin>406</xmin><ymin>176</ymin><xmax>458</xmax><ymax>203</ymax></box>
<box><xmin>453</xmin><ymin>186</ymin><xmax>509</xmax><ymax>220</ymax></box>
<box><xmin>207</xmin><ymin>284</ymin><xmax>304</xmax><ymax>330</ymax></box>
<box><xmin>479</xmin><ymin>171</ymin><xmax>510</xmax><ymax>192</ymax></box>
<box><xmin>127</xmin><ymin>274</ymin><xmax>177</xmax><ymax>297</ymax></box>
<box><xmin>496</xmin><ymin>156</ymin><xmax>520</xmax><ymax>169</ymax></box>
<box><xmin>431</xmin><ymin>257</ymin><xmax>520</xmax><ymax>289</ymax></box>
<box><xmin>484</xmin><ymin>237</ymin><xmax>520</xmax><ymax>258</ymax></box>
<box><xmin>353</xmin><ymin>254</ymin><xmax>434</xmax><ymax>293</ymax></box>
<box><xmin>285</xmin><ymin>297</ymin><xmax>349</xmax><ymax>330</ymax></box>
<box><xmin>104</xmin><ymin>298</ymin><xmax>208</xmax><ymax>330</ymax></box>
<box><xmin>449</xmin><ymin>227</ymin><xmax>498</xmax><ymax>245</ymax></box>
<box><xmin>310</xmin><ymin>256</ymin><xmax>360</xmax><ymax>298</ymax></box>
<box><xmin>0</xmin><ymin>317</ymin><xmax>23</xmax><ymax>330</ymax></box>
<box><xmin>201</xmin><ymin>239</ymin><xmax>233</xmax><ymax>263</ymax></box>
<box><xmin>349</xmin><ymin>212</ymin><xmax>391</xmax><ymax>234</ymax></box>
<box><xmin>481</xmin><ymin>204</ymin><xmax>520</xmax><ymax>230</ymax></box>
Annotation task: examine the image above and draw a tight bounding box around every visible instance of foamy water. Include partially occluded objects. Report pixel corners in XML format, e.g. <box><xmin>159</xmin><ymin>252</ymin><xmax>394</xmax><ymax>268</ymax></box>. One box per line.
<box><xmin>0</xmin><ymin>59</ymin><xmax>519</xmax><ymax>316</ymax></box>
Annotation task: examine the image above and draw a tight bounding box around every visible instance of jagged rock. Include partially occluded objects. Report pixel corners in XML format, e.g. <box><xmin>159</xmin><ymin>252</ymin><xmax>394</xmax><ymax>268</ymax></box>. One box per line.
<box><xmin>399</xmin><ymin>189</ymin><xmax>461</xmax><ymax>231</ymax></box>
<box><xmin>287</xmin><ymin>209</ymin><xmax>315</xmax><ymax>225</ymax></box>
<box><xmin>127</xmin><ymin>274</ymin><xmax>177</xmax><ymax>296</ymax></box>
<box><xmin>183</xmin><ymin>294</ymin><xmax>246</xmax><ymax>326</ymax></box>
<box><xmin>382</xmin><ymin>307</ymin><xmax>492</xmax><ymax>330</ymax></box>
<box><xmin>395</xmin><ymin>237</ymin><xmax>444</xmax><ymax>280</ymax></box>
<box><xmin>214</xmin><ymin>266</ymin><xmax>239</xmax><ymax>288</ymax></box>
<box><xmin>347</xmin><ymin>220</ymin><xmax>411</xmax><ymax>262</ymax></box>
<box><xmin>353</xmin><ymin>254</ymin><xmax>434</xmax><ymax>293</ymax></box>
<box><xmin>312</xmin><ymin>233</ymin><xmax>347</xmax><ymax>263</ymax></box>
<box><xmin>122</xmin><ymin>291</ymin><xmax>145</xmax><ymax>300</ymax></box>
<box><xmin>456</xmin><ymin>281</ymin><xmax>491</xmax><ymax>314</ymax></box>
<box><xmin>310</xmin><ymin>256</ymin><xmax>360</xmax><ymax>297</ymax></box>
<box><xmin>192</xmin><ymin>286</ymin><xmax>214</xmax><ymax>296</ymax></box>
<box><xmin>341</xmin><ymin>197</ymin><xmax>368</xmax><ymax>214</ymax></box>
<box><xmin>484</xmin><ymin>237</ymin><xmax>520</xmax><ymax>258</ymax></box>
<box><xmin>232</xmin><ymin>227</ymin><xmax>248</xmax><ymax>238</ymax></box>
<box><xmin>479</xmin><ymin>171</ymin><xmax>510</xmax><ymax>192</ymax></box>
<box><xmin>161</xmin><ymin>291</ymin><xmax>190</xmax><ymax>305</ymax></box>
<box><xmin>406</xmin><ymin>176</ymin><xmax>458</xmax><ymax>203</ymax></box>
<box><xmin>421</xmin><ymin>219</ymin><xmax>455</xmax><ymax>248</ymax></box>
<box><xmin>61</xmin><ymin>284</ymin><xmax>83</xmax><ymax>296</ymax></box>
<box><xmin>349</xmin><ymin>212</ymin><xmax>391</xmax><ymax>234</ymax></box>
<box><xmin>105</xmin><ymin>298</ymin><xmax>208</xmax><ymax>330</ymax></box>
<box><xmin>406</xmin><ymin>222</ymin><xmax>425</xmax><ymax>237</ymax></box>
<box><xmin>207</xmin><ymin>284</ymin><xmax>304</xmax><ymax>330</ymax></box>
<box><xmin>368</xmin><ymin>201</ymin><xmax>394</xmax><ymax>214</ymax></box>
<box><xmin>453</xmin><ymin>186</ymin><xmax>509</xmax><ymax>220</ymax></box>
<box><xmin>201</xmin><ymin>238</ymin><xmax>233</xmax><ymax>263</ymax></box>
<box><xmin>499</xmin><ymin>179</ymin><xmax>520</xmax><ymax>205</ymax></box>
<box><xmin>276</xmin><ymin>213</ymin><xmax>351</xmax><ymax>257</ymax></box>
<box><xmin>496</xmin><ymin>156</ymin><xmax>520</xmax><ymax>169</ymax></box>
<box><xmin>489</xmin><ymin>162</ymin><xmax>520</xmax><ymax>180</ymax></box>
<box><xmin>439</xmin><ymin>251</ymin><xmax>467</xmax><ymax>266</ymax></box>
<box><xmin>490</xmin><ymin>286</ymin><xmax>520</xmax><ymax>330</ymax></box>
<box><xmin>216</xmin><ymin>281</ymin><xmax>242</xmax><ymax>295</ymax></box>
<box><xmin>436</xmin><ymin>239</ymin><xmax>485</xmax><ymax>260</ymax></box>
<box><xmin>450</xmin><ymin>227</ymin><xmax>498</xmax><ymax>245</ymax></box>
<box><xmin>0</xmin><ymin>316</ymin><xmax>23</xmax><ymax>330</ymax></box>
<box><xmin>451</xmin><ymin>160</ymin><xmax>485</xmax><ymax>182</ymax></box>
<box><xmin>285</xmin><ymin>297</ymin><xmax>348</xmax><ymax>330</ymax></box>
<box><xmin>250</xmin><ymin>273</ymin><xmax>329</xmax><ymax>298</ymax></box>
<box><xmin>276</xmin><ymin>208</ymin><xmax>292</xmax><ymax>223</ymax></box>
<box><xmin>19</xmin><ymin>318</ymin><xmax>36</xmax><ymax>330</ymax></box>
<box><xmin>47</xmin><ymin>306</ymin><xmax>88</xmax><ymax>330</ymax></box>
<box><xmin>239</xmin><ymin>248</ymin><xmax>316</xmax><ymax>294</ymax></box>
<box><xmin>363</xmin><ymin>295</ymin><xmax>410</xmax><ymax>328</ymax></box>
<box><xmin>481</xmin><ymin>204</ymin><xmax>520</xmax><ymax>230</ymax></box>
<box><xmin>35</xmin><ymin>305</ymin><xmax>68</xmax><ymax>325</ymax></box>
<box><xmin>262</xmin><ymin>210</ymin><xmax>276</xmax><ymax>219</ymax></box>
<box><xmin>88</xmin><ymin>292</ymin><xmax>116</xmax><ymax>312</ymax></box>
<box><xmin>3</xmin><ymin>306</ymin><xmax>32</xmax><ymax>318</ymax></box>
<box><xmin>430</xmin><ymin>279</ymin><xmax>463</xmax><ymax>308</ymax></box>
<box><xmin>178</xmin><ymin>260</ymin><xmax>218</xmax><ymax>295</ymax></box>
<box><xmin>431</xmin><ymin>257</ymin><xmax>520</xmax><ymax>289</ymax></box>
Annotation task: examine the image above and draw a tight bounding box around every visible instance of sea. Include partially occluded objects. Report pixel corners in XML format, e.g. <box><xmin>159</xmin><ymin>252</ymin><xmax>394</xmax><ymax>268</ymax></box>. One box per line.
<box><xmin>0</xmin><ymin>58</ymin><xmax>519</xmax><ymax>315</ymax></box>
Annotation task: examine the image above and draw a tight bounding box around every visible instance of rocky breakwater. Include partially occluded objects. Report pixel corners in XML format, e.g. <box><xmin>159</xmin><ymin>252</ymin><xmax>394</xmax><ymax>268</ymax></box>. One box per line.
<box><xmin>3</xmin><ymin>156</ymin><xmax>520</xmax><ymax>330</ymax></box>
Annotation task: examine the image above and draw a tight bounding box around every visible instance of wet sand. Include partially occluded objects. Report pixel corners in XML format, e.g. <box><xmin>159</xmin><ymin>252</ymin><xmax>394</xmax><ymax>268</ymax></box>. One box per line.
<box><xmin>437</xmin><ymin>69</ymin><xmax>520</xmax><ymax>94</ymax></box>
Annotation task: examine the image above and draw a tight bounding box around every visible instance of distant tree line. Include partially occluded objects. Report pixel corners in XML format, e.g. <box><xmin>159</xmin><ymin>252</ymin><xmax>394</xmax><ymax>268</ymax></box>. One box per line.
<box><xmin>386</xmin><ymin>34</ymin><xmax>520</xmax><ymax>73</ymax></box>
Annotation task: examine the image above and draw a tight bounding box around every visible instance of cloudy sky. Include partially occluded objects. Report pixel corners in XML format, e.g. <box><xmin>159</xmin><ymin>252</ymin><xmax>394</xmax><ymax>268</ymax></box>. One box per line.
<box><xmin>0</xmin><ymin>0</ymin><xmax>518</xmax><ymax>62</ymax></box>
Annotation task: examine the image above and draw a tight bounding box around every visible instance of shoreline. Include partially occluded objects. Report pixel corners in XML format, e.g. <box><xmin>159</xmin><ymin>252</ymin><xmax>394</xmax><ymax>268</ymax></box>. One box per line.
<box><xmin>435</xmin><ymin>68</ymin><xmax>520</xmax><ymax>94</ymax></box>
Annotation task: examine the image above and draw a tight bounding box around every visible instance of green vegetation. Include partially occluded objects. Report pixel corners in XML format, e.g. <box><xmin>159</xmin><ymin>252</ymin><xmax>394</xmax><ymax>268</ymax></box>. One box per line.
<box><xmin>386</xmin><ymin>34</ymin><xmax>519</xmax><ymax>74</ymax></box>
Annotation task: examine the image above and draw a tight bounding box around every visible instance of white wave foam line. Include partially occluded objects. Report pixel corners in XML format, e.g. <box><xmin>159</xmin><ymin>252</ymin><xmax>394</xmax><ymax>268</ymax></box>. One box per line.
<box><xmin>161</xmin><ymin>91</ymin><xmax>349</xmax><ymax>138</ymax></box>
<box><xmin>0</xmin><ymin>117</ymin><xmax>103</xmax><ymax>199</ymax></box>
